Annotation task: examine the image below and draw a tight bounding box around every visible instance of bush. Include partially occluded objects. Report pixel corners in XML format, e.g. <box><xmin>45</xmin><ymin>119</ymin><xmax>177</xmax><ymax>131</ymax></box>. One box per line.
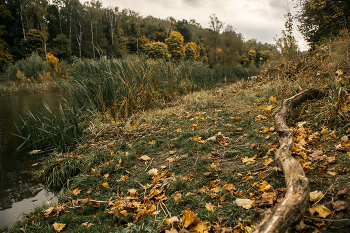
<box><xmin>4</xmin><ymin>52</ymin><xmax>49</xmax><ymax>81</ymax></box>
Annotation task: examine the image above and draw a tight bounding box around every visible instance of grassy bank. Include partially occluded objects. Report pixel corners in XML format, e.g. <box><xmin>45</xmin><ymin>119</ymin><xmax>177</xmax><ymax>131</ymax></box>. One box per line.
<box><xmin>4</xmin><ymin>76</ymin><xmax>350</xmax><ymax>233</ymax></box>
<box><xmin>4</xmin><ymin>33</ymin><xmax>350</xmax><ymax>232</ymax></box>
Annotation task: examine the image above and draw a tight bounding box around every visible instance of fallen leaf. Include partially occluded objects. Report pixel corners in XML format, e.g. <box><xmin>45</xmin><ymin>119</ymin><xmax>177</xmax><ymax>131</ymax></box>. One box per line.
<box><xmin>31</xmin><ymin>163</ymin><xmax>38</xmax><ymax>167</ymax></box>
<box><xmin>194</xmin><ymin>221</ymin><xmax>209</xmax><ymax>233</ymax></box>
<box><xmin>164</xmin><ymin>216</ymin><xmax>180</xmax><ymax>226</ymax></box>
<box><xmin>331</xmin><ymin>201</ymin><xmax>348</xmax><ymax>211</ymax></box>
<box><xmin>148</xmin><ymin>140</ymin><xmax>156</xmax><ymax>145</ymax></box>
<box><xmin>235</xmin><ymin>198</ymin><xmax>255</xmax><ymax>209</ymax></box>
<box><xmin>81</xmin><ymin>221</ymin><xmax>93</xmax><ymax>227</ymax></box>
<box><xmin>147</xmin><ymin>168</ymin><xmax>158</xmax><ymax>175</ymax></box>
<box><xmin>295</xmin><ymin>219</ymin><xmax>309</xmax><ymax>231</ymax></box>
<box><xmin>242</xmin><ymin>157</ymin><xmax>255</xmax><ymax>163</ymax></box>
<box><xmin>264</xmin><ymin>158</ymin><xmax>274</xmax><ymax>166</ymax></box>
<box><xmin>313</xmin><ymin>205</ymin><xmax>332</xmax><ymax>218</ymax></box>
<box><xmin>310</xmin><ymin>190</ymin><xmax>323</xmax><ymax>202</ymax></box>
<box><xmin>165</xmin><ymin>228</ymin><xmax>178</xmax><ymax>233</ymax></box>
<box><xmin>53</xmin><ymin>222</ymin><xmax>66</xmax><ymax>232</ymax></box>
<box><xmin>72</xmin><ymin>188</ymin><xmax>81</xmax><ymax>196</ymax></box>
<box><xmin>120</xmin><ymin>210</ymin><xmax>128</xmax><ymax>217</ymax></box>
<box><xmin>269</xmin><ymin>96</ymin><xmax>277</xmax><ymax>103</ymax></box>
<box><xmin>205</xmin><ymin>203</ymin><xmax>215</xmax><ymax>211</ymax></box>
<box><xmin>181</xmin><ymin>208</ymin><xmax>197</xmax><ymax>228</ymax></box>
<box><xmin>139</xmin><ymin>155</ymin><xmax>151</xmax><ymax>161</ymax></box>
<box><xmin>128</xmin><ymin>189</ymin><xmax>137</xmax><ymax>197</ymax></box>
<box><xmin>263</xmin><ymin>105</ymin><xmax>273</xmax><ymax>111</ymax></box>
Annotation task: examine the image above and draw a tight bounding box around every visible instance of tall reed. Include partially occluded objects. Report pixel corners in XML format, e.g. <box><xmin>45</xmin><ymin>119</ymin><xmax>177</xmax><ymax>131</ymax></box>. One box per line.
<box><xmin>14</xmin><ymin>99</ymin><xmax>87</xmax><ymax>152</ymax></box>
<box><xmin>60</xmin><ymin>55</ymin><xmax>256</xmax><ymax>118</ymax></box>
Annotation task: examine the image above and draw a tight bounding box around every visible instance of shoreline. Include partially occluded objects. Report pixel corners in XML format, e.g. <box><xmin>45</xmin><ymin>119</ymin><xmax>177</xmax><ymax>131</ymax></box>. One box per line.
<box><xmin>0</xmin><ymin>81</ymin><xmax>65</xmax><ymax>97</ymax></box>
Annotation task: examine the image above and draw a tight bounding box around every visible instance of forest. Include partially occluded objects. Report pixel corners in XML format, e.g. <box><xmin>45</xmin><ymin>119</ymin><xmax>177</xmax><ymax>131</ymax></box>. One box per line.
<box><xmin>0</xmin><ymin>0</ymin><xmax>279</xmax><ymax>74</ymax></box>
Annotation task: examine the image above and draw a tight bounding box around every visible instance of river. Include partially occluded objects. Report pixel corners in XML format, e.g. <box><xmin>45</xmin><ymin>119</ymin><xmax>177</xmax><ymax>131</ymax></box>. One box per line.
<box><xmin>0</xmin><ymin>91</ymin><xmax>70</xmax><ymax>228</ymax></box>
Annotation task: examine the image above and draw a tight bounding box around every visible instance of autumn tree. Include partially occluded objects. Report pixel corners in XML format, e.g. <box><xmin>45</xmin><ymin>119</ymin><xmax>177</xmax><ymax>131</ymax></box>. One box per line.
<box><xmin>295</xmin><ymin>0</ymin><xmax>350</xmax><ymax>47</ymax></box>
<box><xmin>144</xmin><ymin>42</ymin><xmax>167</xmax><ymax>59</ymax></box>
<box><xmin>165</xmin><ymin>31</ymin><xmax>185</xmax><ymax>62</ymax></box>
<box><xmin>185</xmin><ymin>43</ymin><xmax>196</xmax><ymax>61</ymax></box>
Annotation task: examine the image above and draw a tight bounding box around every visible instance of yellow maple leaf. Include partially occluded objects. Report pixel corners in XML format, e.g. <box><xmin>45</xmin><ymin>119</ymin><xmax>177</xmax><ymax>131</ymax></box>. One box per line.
<box><xmin>242</xmin><ymin>156</ymin><xmax>255</xmax><ymax>163</ymax></box>
<box><xmin>258</xmin><ymin>181</ymin><xmax>268</xmax><ymax>192</ymax></box>
<box><xmin>181</xmin><ymin>208</ymin><xmax>197</xmax><ymax>228</ymax></box>
<box><xmin>128</xmin><ymin>189</ymin><xmax>137</xmax><ymax>197</ymax></box>
<box><xmin>313</xmin><ymin>205</ymin><xmax>332</xmax><ymax>218</ymax></box>
<box><xmin>53</xmin><ymin>222</ymin><xmax>66</xmax><ymax>232</ymax></box>
<box><xmin>269</xmin><ymin>96</ymin><xmax>277</xmax><ymax>103</ymax></box>
<box><xmin>148</xmin><ymin>140</ymin><xmax>156</xmax><ymax>145</ymax></box>
<box><xmin>72</xmin><ymin>188</ymin><xmax>81</xmax><ymax>196</ymax></box>
<box><xmin>263</xmin><ymin>105</ymin><xmax>273</xmax><ymax>111</ymax></box>
<box><xmin>264</xmin><ymin>158</ymin><xmax>274</xmax><ymax>166</ymax></box>
<box><xmin>100</xmin><ymin>181</ymin><xmax>110</xmax><ymax>188</ymax></box>
<box><xmin>120</xmin><ymin>210</ymin><xmax>128</xmax><ymax>217</ymax></box>
<box><xmin>194</xmin><ymin>221</ymin><xmax>209</xmax><ymax>233</ymax></box>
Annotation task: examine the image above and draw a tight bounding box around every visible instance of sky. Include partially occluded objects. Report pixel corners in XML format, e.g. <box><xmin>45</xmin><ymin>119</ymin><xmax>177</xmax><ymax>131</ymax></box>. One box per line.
<box><xmin>101</xmin><ymin>0</ymin><xmax>309</xmax><ymax>51</ymax></box>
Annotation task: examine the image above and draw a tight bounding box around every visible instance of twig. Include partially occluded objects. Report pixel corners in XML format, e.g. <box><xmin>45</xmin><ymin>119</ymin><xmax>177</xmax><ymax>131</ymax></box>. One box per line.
<box><xmin>303</xmin><ymin>216</ymin><xmax>350</xmax><ymax>222</ymax></box>
<box><xmin>145</xmin><ymin>158</ymin><xmax>155</xmax><ymax>171</ymax></box>
<box><xmin>161</xmin><ymin>201</ymin><xmax>172</xmax><ymax>217</ymax></box>
<box><xmin>159</xmin><ymin>201</ymin><xmax>169</xmax><ymax>218</ymax></box>
<box><xmin>194</xmin><ymin>152</ymin><xmax>201</xmax><ymax>166</ymax></box>
<box><xmin>314</xmin><ymin>184</ymin><xmax>334</xmax><ymax>206</ymax></box>
<box><xmin>327</xmin><ymin>210</ymin><xmax>336</xmax><ymax>227</ymax></box>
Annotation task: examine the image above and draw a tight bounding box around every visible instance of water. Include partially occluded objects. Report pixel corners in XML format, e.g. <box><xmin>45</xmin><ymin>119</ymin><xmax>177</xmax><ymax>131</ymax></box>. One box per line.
<box><xmin>0</xmin><ymin>91</ymin><xmax>70</xmax><ymax>228</ymax></box>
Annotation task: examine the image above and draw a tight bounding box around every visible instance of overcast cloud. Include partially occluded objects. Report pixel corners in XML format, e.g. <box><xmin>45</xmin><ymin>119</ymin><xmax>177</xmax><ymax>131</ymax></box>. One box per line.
<box><xmin>102</xmin><ymin>0</ymin><xmax>308</xmax><ymax>50</ymax></box>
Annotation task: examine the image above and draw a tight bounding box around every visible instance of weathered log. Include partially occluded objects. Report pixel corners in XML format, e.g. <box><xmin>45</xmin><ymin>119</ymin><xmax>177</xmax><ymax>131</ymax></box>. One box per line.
<box><xmin>252</xmin><ymin>88</ymin><xmax>323</xmax><ymax>233</ymax></box>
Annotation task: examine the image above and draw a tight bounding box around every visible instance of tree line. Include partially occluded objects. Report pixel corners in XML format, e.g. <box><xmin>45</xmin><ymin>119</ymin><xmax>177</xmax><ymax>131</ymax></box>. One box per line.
<box><xmin>0</xmin><ymin>0</ymin><xmax>278</xmax><ymax>69</ymax></box>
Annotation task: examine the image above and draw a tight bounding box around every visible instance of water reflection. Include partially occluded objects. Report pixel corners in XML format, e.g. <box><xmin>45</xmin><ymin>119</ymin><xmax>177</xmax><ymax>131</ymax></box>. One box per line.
<box><xmin>0</xmin><ymin>92</ymin><xmax>70</xmax><ymax>228</ymax></box>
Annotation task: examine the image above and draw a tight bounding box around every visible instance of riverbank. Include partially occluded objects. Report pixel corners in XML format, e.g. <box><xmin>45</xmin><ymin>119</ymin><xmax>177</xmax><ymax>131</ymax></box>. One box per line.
<box><xmin>3</xmin><ymin>75</ymin><xmax>350</xmax><ymax>232</ymax></box>
<box><xmin>0</xmin><ymin>81</ymin><xmax>64</xmax><ymax>97</ymax></box>
<box><xmin>3</xmin><ymin>34</ymin><xmax>350</xmax><ymax>232</ymax></box>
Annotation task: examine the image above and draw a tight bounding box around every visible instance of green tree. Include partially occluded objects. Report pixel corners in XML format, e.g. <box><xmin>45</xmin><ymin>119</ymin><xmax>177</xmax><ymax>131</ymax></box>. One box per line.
<box><xmin>274</xmin><ymin>13</ymin><xmax>299</xmax><ymax>59</ymax></box>
<box><xmin>296</xmin><ymin>0</ymin><xmax>350</xmax><ymax>47</ymax></box>
<box><xmin>22</xmin><ymin>29</ymin><xmax>45</xmax><ymax>57</ymax></box>
<box><xmin>209</xmin><ymin>14</ymin><xmax>224</xmax><ymax>64</ymax></box>
<box><xmin>165</xmin><ymin>31</ymin><xmax>185</xmax><ymax>62</ymax></box>
<box><xmin>0</xmin><ymin>1</ymin><xmax>13</xmax><ymax>68</ymax></box>
<box><xmin>52</xmin><ymin>33</ymin><xmax>71</xmax><ymax>60</ymax></box>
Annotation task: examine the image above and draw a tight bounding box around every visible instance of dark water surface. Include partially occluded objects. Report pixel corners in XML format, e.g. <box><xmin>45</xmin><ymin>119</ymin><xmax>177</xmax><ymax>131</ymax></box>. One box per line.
<box><xmin>0</xmin><ymin>91</ymin><xmax>70</xmax><ymax>228</ymax></box>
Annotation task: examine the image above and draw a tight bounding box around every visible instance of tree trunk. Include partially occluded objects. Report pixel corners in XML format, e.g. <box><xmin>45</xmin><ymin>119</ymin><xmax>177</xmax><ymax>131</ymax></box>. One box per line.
<box><xmin>19</xmin><ymin>0</ymin><xmax>26</xmax><ymax>40</ymax></box>
<box><xmin>252</xmin><ymin>88</ymin><xmax>323</xmax><ymax>233</ymax></box>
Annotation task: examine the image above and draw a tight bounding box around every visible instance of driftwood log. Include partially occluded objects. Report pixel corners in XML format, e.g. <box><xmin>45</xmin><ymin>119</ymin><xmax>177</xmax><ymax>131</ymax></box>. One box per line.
<box><xmin>252</xmin><ymin>88</ymin><xmax>323</xmax><ymax>233</ymax></box>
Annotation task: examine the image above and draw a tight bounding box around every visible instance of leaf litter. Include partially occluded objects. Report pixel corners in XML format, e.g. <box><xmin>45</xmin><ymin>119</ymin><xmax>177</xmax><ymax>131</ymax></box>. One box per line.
<box><xmin>12</xmin><ymin>79</ymin><xmax>350</xmax><ymax>233</ymax></box>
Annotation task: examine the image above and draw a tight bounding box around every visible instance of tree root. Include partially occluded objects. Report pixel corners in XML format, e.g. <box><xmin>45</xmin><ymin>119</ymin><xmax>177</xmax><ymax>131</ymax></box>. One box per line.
<box><xmin>252</xmin><ymin>88</ymin><xmax>323</xmax><ymax>233</ymax></box>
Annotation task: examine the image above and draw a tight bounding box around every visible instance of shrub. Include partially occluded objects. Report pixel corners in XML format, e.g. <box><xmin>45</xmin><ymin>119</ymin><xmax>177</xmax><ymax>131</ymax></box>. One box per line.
<box><xmin>4</xmin><ymin>52</ymin><xmax>49</xmax><ymax>81</ymax></box>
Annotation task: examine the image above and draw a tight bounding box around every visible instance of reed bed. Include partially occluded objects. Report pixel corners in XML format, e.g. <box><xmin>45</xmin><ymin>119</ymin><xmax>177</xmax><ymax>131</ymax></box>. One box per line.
<box><xmin>62</xmin><ymin>56</ymin><xmax>256</xmax><ymax>118</ymax></box>
<box><xmin>14</xmin><ymin>99</ymin><xmax>88</xmax><ymax>152</ymax></box>
<box><xmin>16</xmin><ymin>56</ymin><xmax>257</xmax><ymax>152</ymax></box>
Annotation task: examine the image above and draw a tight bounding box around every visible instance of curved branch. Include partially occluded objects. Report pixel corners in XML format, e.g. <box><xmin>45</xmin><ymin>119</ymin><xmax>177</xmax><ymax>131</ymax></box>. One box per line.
<box><xmin>252</xmin><ymin>88</ymin><xmax>323</xmax><ymax>233</ymax></box>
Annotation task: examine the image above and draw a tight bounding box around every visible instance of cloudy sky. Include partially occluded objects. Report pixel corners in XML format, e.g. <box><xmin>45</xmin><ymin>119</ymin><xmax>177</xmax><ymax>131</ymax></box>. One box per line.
<box><xmin>102</xmin><ymin>0</ymin><xmax>309</xmax><ymax>51</ymax></box>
